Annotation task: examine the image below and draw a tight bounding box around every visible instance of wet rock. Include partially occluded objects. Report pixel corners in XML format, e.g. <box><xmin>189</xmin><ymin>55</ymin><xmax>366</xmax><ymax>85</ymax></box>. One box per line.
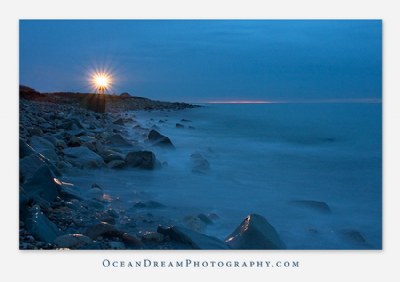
<box><xmin>112</xmin><ymin>118</ymin><xmax>125</xmax><ymax>126</ymax></box>
<box><xmin>106</xmin><ymin>209</ymin><xmax>119</xmax><ymax>218</ymax></box>
<box><xmin>85</xmin><ymin>200</ymin><xmax>104</xmax><ymax>210</ymax></box>
<box><xmin>85</xmin><ymin>222</ymin><xmax>120</xmax><ymax>240</ymax></box>
<box><xmin>56</xmin><ymin>160</ymin><xmax>73</xmax><ymax>171</ymax></box>
<box><xmin>88</xmin><ymin>187</ymin><xmax>104</xmax><ymax>201</ymax></box>
<box><xmin>125</xmin><ymin>151</ymin><xmax>158</xmax><ymax>169</ymax></box>
<box><xmin>339</xmin><ymin>229</ymin><xmax>367</xmax><ymax>244</ymax></box>
<box><xmin>94</xmin><ymin>141</ymin><xmax>104</xmax><ymax>153</ymax></box>
<box><xmin>54</xmin><ymin>139</ymin><xmax>67</xmax><ymax>149</ymax></box>
<box><xmin>54</xmin><ymin>234</ymin><xmax>92</xmax><ymax>248</ymax></box>
<box><xmin>67</xmin><ymin>136</ymin><xmax>82</xmax><ymax>147</ymax></box>
<box><xmin>207</xmin><ymin>213</ymin><xmax>219</xmax><ymax>221</ymax></box>
<box><xmin>59</xmin><ymin>183</ymin><xmax>86</xmax><ymax>201</ymax></box>
<box><xmin>20</xmin><ymin>153</ymin><xmax>61</xmax><ymax>182</ymax></box>
<box><xmin>107</xmin><ymin>160</ymin><xmax>126</xmax><ymax>169</ymax></box>
<box><xmin>225</xmin><ymin>214</ymin><xmax>285</xmax><ymax>250</ymax></box>
<box><xmin>30</xmin><ymin>136</ymin><xmax>58</xmax><ymax>162</ymax></box>
<box><xmin>23</xmin><ymin>165</ymin><xmax>61</xmax><ymax>208</ymax></box>
<box><xmin>190</xmin><ymin>153</ymin><xmax>210</xmax><ymax>173</ymax></box>
<box><xmin>60</xmin><ymin>119</ymin><xmax>83</xmax><ymax>130</ymax></box>
<box><xmin>84</xmin><ymin>223</ymin><xmax>143</xmax><ymax>248</ymax></box>
<box><xmin>72</xmin><ymin>215</ymin><xmax>97</xmax><ymax>228</ymax></box>
<box><xmin>20</xmin><ymin>138</ymin><xmax>34</xmax><ymax>158</ymax></box>
<box><xmin>67</xmin><ymin>129</ymin><xmax>86</xmax><ymax>137</ymax></box>
<box><xmin>91</xmin><ymin>183</ymin><xmax>103</xmax><ymax>189</ymax></box>
<box><xmin>82</xmin><ymin>141</ymin><xmax>96</xmax><ymax>152</ymax></box>
<box><xmin>105</xmin><ymin>134</ymin><xmax>132</xmax><ymax>147</ymax></box>
<box><xmin>147</xmin><ymin>129</ymin><xmax>174</xmax><ymax>148</ymax></box>
<box><xmin>197</xmin><ymin>214</ymin><xmax>214</xmax><ymax>225</ymax></box>
<box><xmin>183</xmin><ymin>216</ymin><xmax>206</xmax><ymax>232</ymax></box>
<box><xmin>99</xmin><ymin>150</ymin><xmax>124</xmax><ymax>163</ymax></box>
<box><xmin>157</xmin><ymin>225</ymin><xmax>229</xmax><ymax>250</ymax></box>
<box><xmin>28</xmin><ymin>127</ymin><xmax>43</xmax><ymax>136</ymax></box>
<box><xmin>25</xmin><ymin>205</ymin><xmax>62</xmax><ymax>243</ymax></box>
<box><xmin>289</xmin><ymin>200</ymin><xmax>331</xmax><ymax>214</ymax></box>
<box><xmin>64</xmin><ymin>199</ymin><xmax>82</xmax><ymax>210</ymax></box>
<box><xmin>133</xmin><ymin>200</ymin><xmax>165</xmax><ymax>209</ymax></box>
<box><xmin>141</xmin><ymin>232</ymin><xmax>165</xmax><ymax>243</ymax></box>
<box><xmin>30</xmin><ymin>136</ymin><xmax>55</xmax><ymax>151</ymax></box>
<box><xmin>101</xmin><ymin>216</ymin><xmax>116</xmax><ymax>225</ymax></box>
<box><xmin>40</xmin><ymin>149</ymin><xmax>58</xmax><ymax>162</ymax></box>
<box><xmin>79</xmin><ymin>135</ymin><xmax>96</xmax><ymax>143</ymax></box>
<box><xmin>63</xmin><ymin>147</ymin><xmax>104</xmax><ymax>169</ymax></box>
<box><xmin>120</xmin><ymin>233</ymin><xmax>143</xmax><ymax>248</ymax></box>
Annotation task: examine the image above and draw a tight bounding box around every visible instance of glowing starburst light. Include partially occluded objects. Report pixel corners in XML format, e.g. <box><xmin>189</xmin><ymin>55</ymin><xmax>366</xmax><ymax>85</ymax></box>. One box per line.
<box><xmin>91</xmin><ymin>71</ymin><xmax>112</xmax><ymax>94</ymax></box>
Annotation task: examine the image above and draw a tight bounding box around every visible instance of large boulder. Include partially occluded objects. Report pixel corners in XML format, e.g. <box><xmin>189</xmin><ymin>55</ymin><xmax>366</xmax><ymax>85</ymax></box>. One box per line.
<box><xmin>125</xmin><ymin>151</ymin><xmax>158</xmax><ymax>169</ymax></box>
<box><xmin>20</xmin><ymin>153</ymin><xmax>61</xmax><ymax>183</ymax></box>
<box><xmin>63</xmin><ymin>147</ymin><xmax>104</xmax><ymax>169</ymax></box>
<box><xmin>23</xmin><ymin>165</ymin><xmax>61</xmax><ymax>208</ymax></box>
<box><xmin>225</xmin><ymin>214</ymin><xmax>285</xmax><ymax>249</ymax></box>
<box><xmin>20</xmin><ymin>138</ymin><xmax>61</xmax><ymax>180</ymax></box>
<box><xmin>157</xmin><ymin>225</ymin><xmax>229</xmax><ymax>250</ymax></box>
<box><xmin>25</xmin><ymin>205</ymin><xmax>62</xmax><ymax>244</ymax></box>
<box><xmin>147</xmin><ymin>130</ymin><xmax>174</xmax><ymax>148</ymax></box>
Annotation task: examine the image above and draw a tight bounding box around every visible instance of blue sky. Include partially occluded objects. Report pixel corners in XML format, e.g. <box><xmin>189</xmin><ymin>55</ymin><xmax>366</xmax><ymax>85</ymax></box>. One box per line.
<box><xmin>19</xmin><ymin>20</ymin><xmax>381</xmax><ymax>103</ymax></box>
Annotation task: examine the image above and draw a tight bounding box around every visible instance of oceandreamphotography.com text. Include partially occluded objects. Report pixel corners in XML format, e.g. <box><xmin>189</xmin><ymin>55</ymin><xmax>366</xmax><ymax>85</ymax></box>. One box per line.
<box><xmin>102</xmin><ymin>258</ymin><xmax>300</xmax><ymax>269</ymax></box>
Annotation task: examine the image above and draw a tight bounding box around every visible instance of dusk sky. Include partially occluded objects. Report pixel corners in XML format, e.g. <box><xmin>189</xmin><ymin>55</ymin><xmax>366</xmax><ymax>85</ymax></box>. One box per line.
<box><xmin>19</xmin><ymin>20</ymin><xmax>381</xmax><ymax>103</ymax></box>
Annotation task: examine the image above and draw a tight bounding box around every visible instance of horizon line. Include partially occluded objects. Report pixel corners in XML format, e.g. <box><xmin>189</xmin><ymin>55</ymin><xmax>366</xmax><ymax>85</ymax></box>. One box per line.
<box><xmin>201</xmin><ymin>98</ymin><xmax>382</xmax><ymax>104</ymax></box>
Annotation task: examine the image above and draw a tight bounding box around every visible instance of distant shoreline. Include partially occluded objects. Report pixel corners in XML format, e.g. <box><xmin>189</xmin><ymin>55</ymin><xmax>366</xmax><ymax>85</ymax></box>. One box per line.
<box><xmin>19</xmin><ymin>85</ymin><xmax>199</xmax><ymax>112</ymax></box>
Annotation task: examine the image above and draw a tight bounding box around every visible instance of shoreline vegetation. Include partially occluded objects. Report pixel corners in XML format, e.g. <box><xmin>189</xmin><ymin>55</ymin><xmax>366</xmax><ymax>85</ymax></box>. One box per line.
<box><xmin>19</xmin><ymin>85</ymin><xmax>286</xmax><ymax>250</ymax></box>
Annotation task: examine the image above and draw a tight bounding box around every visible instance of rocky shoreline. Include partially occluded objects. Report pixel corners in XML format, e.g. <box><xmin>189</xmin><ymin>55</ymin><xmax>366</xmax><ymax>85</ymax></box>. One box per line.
<box><xmin>19</xmin><ymin>87</ymin><xmax>287</xmax><ymax>250</ymax></box>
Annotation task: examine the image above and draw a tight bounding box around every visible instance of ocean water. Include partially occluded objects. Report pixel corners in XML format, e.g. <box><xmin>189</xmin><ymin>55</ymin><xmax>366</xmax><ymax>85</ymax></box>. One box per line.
<box><xmin>73</xmin><ymin>103</ymin><xmax>382</xmax><ymax>249</ymax></box>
